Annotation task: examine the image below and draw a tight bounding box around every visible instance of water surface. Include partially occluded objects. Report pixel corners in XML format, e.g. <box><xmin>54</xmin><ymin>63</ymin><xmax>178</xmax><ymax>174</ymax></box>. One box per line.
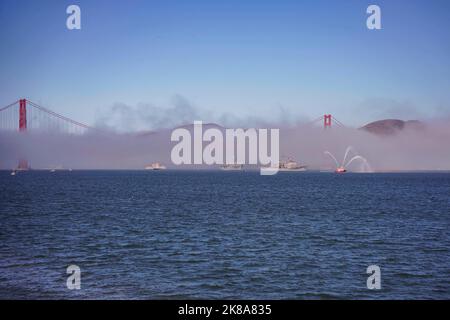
<box><xmin>0</xmin><ymin>171</ymin><xmax>449</xmax><ymax>299</ymax></box>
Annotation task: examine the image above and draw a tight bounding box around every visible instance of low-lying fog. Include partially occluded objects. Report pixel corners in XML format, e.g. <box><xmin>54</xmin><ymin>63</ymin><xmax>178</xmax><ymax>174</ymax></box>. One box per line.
<box><xmin>1</xmin><ymin>120</ymin><xmax>450</xmax><ymax>172</ymax></box>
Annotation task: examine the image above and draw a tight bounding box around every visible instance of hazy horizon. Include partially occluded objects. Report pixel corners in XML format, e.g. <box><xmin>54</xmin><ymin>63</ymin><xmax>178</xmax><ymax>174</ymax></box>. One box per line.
<box><xmin>2</xmin><ymin>117</ymin><xmax>450</xmax><ymax>172</ymax></box>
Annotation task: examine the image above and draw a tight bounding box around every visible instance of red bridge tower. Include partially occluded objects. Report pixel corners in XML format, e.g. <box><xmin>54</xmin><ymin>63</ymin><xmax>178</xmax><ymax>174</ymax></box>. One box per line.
<box><xmin>18</xmin><ymin>99</ymin><xmax>28</xmax><ymax>170</ymax></box>
<box><xmin>324</xmin><ymin>114</ymin><xmax>332</xmax><ymax>129</ymax></box>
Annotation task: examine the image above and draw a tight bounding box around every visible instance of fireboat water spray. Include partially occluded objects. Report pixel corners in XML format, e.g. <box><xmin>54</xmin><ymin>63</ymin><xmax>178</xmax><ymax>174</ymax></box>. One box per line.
<box><xmin>325</xmin><ymin>146</ymin><xmax>372</xmax><ymax>173</ymax></box>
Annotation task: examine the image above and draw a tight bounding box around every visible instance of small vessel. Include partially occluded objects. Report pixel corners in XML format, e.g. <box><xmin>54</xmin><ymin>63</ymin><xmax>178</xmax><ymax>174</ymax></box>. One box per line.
<box><xmin>278</xmin><ymin>158</ymin><xmax>307</xmax><ymax>172</ymax></box>
<box><xmin>220</xmin><ymin>164</ymin><xmax>243</xmax><ymax>171</ymax></box>
<box><xmin>145</xmin><ymin>162</ymin><xmax>167</xmax><ymax>170</ymax></box>
<box><xmin>10</xmin><ymin>171</ymin><xmax>16</xmax><ymax>176</ymax></box>
<box><xmin>47</xmin><ymin>165</ymin><xmax>64</xmax><ymax>172</ymax></box>
<box><xmin>335</xmin><ymin>166</ymin><xmax>347</xmax><ymax>173</ymax></box>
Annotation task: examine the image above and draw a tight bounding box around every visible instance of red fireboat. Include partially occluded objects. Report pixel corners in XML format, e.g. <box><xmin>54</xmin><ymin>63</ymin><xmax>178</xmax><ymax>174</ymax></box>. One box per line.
<box><xmin>335</xmin><ymin>166</ymin><xmax>347</xmax><ymax>173</ymax></box>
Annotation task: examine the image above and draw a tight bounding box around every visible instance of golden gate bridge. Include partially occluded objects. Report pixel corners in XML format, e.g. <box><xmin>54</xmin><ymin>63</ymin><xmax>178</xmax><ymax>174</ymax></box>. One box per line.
<box><xmin>0</xmin><ymin>99</ymin><xmax>92</xmax><ymax>134</ymax></box>
<box><xmin>0</xmin><ymin>98</ymin><xmax>344</xmax><ymax>170</ymax></box>
<box><xmin>0</xmin><ymin>99</ymin><xmax>93</xmax><ymax>170</ymax></box>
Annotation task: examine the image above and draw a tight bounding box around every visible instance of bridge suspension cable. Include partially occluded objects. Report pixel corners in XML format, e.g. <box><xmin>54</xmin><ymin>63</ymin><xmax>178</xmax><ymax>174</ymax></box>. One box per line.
<box><xmin>1</xmin><ymin>99</ymin><xmax>348</xmax><ymax>132</ymax></box>
<box><xmin>0</xmin><ymin>99</ymin><xmax>93</xmax><ymax>134</ymax></box>
<box><xmin>0</xmin><ymin>100</ymin><xmax>19</xmax><ymax>112</ymax></box>
<box><xmin>306</xmin><ymin>114</ymin><xmax>346</xmax><ymax>129</ymax></box>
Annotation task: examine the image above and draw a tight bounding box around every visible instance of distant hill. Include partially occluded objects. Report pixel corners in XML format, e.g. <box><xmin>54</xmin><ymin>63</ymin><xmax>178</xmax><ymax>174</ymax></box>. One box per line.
<box><xmin>360</xmin><ymin>119</ymin><xmax>424</xmax><ymax>135</ymax></box>
<box><xmin>132</xmin><ymin>123</ymin><xmax>224</xmax><ymax>138</ymax></box>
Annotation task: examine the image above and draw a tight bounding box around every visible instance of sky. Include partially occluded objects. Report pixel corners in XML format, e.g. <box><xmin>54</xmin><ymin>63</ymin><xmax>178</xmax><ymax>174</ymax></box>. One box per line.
<box><xmin>1</xmin><ymin>0</ymin><xmax>450</xmax><ymax>129</ymax></box>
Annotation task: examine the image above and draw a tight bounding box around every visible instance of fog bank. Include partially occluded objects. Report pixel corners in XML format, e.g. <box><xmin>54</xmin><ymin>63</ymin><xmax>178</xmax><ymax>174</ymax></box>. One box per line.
<box><xmin>1</xmin><ymin>120</ymin><xmax>450</xmax><ymax>171</ymax></box>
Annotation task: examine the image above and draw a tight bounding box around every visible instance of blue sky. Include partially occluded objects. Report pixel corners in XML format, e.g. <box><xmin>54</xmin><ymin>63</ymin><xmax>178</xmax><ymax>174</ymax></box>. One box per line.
<box><xmin>1</xmin><ymin>0</ymin><xmax>449</xmax><ymax>127</ymax></box>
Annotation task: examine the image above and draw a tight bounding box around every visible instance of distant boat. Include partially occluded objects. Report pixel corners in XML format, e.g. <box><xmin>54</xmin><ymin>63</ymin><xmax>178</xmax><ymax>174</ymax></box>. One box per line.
<box><xmin>10</xmin><ymin>171</ymin><xmax>16</xmax><ymax>176</ymax></box>
<box><xmin>220</xmin><ymin>164</ymin><xmax>243</xmax><ymax>171</ymax></box>
<box><xmin>335</xmin><ymin>167</ymin><xmax>347</xmax><ymax>173</ymax></box>
<box><xmin>145</xmin><ymin>162</ymin><xmax>167</xmax><ymax>170</ymax></box>
<box><xmin>47</xmin><ymin>165</ymin><xmax>64</xmax><ymax>172</ymax></box>
<box><xmin>278</xmin><ymin>158</ymin><xmax>307</xmax><ymax>172</ymax></box>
